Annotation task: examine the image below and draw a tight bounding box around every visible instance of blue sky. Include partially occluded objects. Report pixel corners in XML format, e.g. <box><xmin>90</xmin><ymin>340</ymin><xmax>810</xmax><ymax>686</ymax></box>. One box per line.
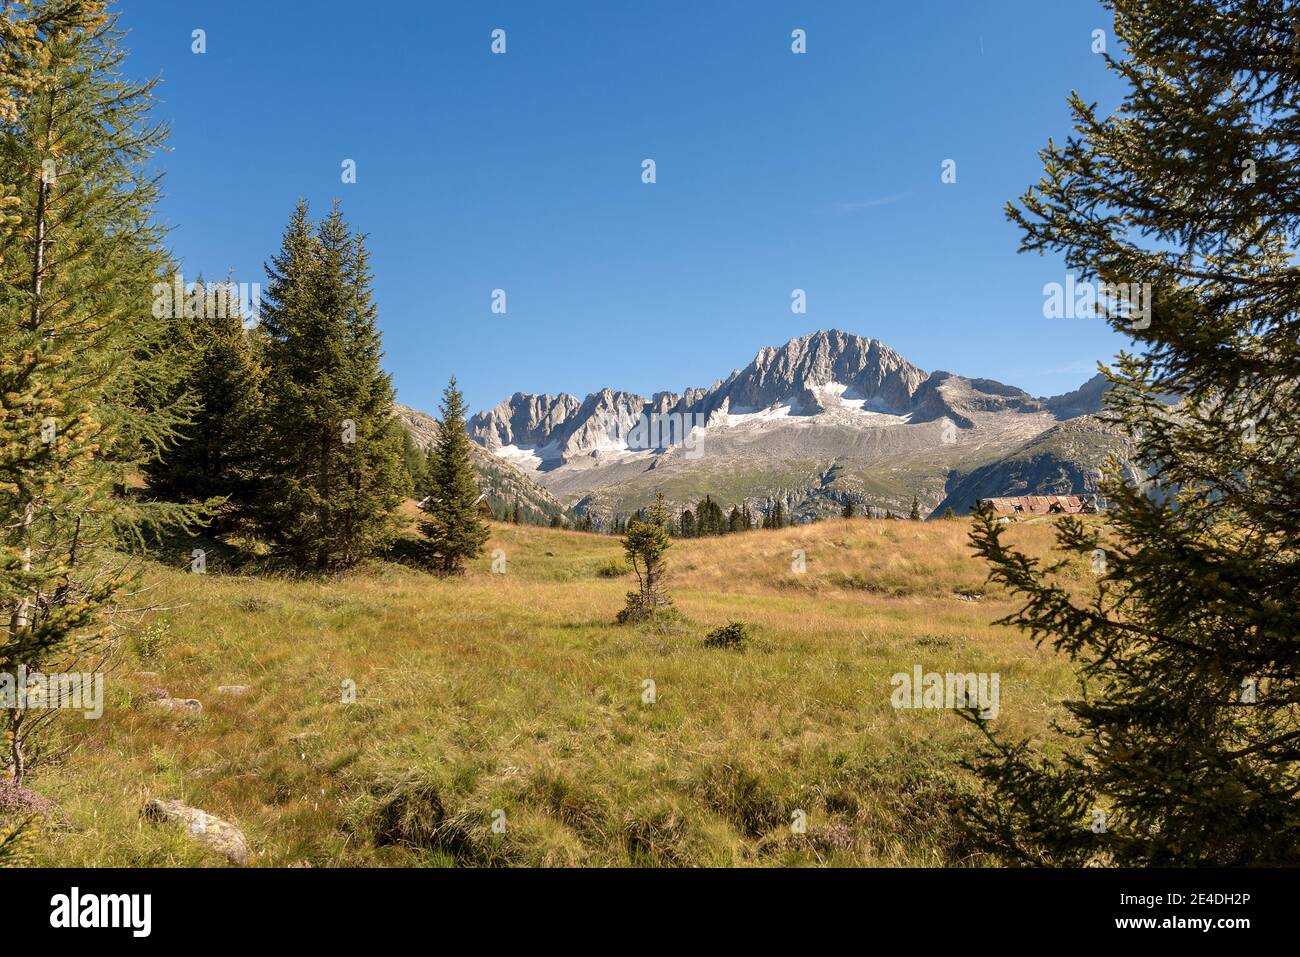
<box><xmin>120</xmin><ymin>0</ymin><xmax>1128</xmax><ymax>415</ymax></box>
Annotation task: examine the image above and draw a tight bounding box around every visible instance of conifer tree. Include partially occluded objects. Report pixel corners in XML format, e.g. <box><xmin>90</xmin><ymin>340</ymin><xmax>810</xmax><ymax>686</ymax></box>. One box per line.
<box><xmin>399</xmin><ymin>428</ymin><xmax>428</xmax><ymax>499</ymax></box>
<box><xmin>962</xmin><ymin>0</ymin><xmax>1300</xmax><ymax>865</ymax></box>
<box><xmin>418</xmin><ymin>377</ymin><xmax>489</xmax><ymax>575</ymax></box>
<box><xmin>253</xmin><ymin>201</ymin><xmax>408</xmax><ymax>569</ymax></box>
<box><xmin>144</xmin><ymin>274</ymin><xmax>263</xmax><ymax>532</ymax></box>
<box><xmin>728</xmin><ymin>506</ymin><xmax>743</xmax><ymax>533</ymax></box>
<box><xmin>1</xmin><ymin>0</ymin><xmax>197</xmax><ymax>784</ymax></box>
<box><xmin>695</xmin><ymin>495</ymin><xmax>724</xmax><ymax>535</ymax></box>
<box><xmin>843</xmin><ymin>499</ymin><xmax>855</xmax><ymax>519</ymax></box>
<box><xmin>909</xmin><ymin>496</ymin><xmax>921</xmax><ymax>521</ymax></box>
<box><xmin>618</xmin><ymin>492</ymin><xmax>671</xmax><ymax>623</ymax></box>
<box><xmin>680</xmin><ymin>508</ymin><xmax>696</xmax><ymax>538</ymax></box>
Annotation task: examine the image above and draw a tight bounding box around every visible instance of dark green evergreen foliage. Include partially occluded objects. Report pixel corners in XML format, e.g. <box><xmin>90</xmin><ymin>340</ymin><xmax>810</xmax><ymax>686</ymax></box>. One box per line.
<box><xmin>695</xmin><ymin>495</ymin><xmax>725</xmax><ymax>535</ymax></box>
<box><xmin>728</xmin><ymin>506</ymin><xmax>743</xmax><ymax>532</ymax></box>
<box><xmin>252</xmin><ymin>200</ymin><xmax>408</xmax><ymax>569</ymax></box>
<box><xmin>144</xmin><ymin>274</ymin><xmax>263</xmax><ymax>532</ymax></box>
<box><xmin>679</xmin><ymin>508</ymin><xmax>696</xmax><ymax>538</ymax></box>
<box><xmin>617</xmin><ymin>493</ymin><xmax>672</xmax><ymax>623</ymax></box>
<box><xmin>703</xmin><ymin>621</ymin><xmax>750</xmax><ymax>649</ymax></box>
<box><xmin>418</xmin><ymin>377</ymin><xmax>489</xmax><ymax>575</ymax></box>
<box><xmin>962</xmin><ymin>0</ymin><xmax>1300</xmax><ymax>866</ymax></box>
<box><xmin>399</xmin><ymin>428</ymin><xmax>429</xmax><ymax>499</ymax></box>
<box><xmin>943</xmin><ymin>507</ymin><xmax>956</xmax><ymax>520</ymax></box>
<box><xmin>549</xmin><ymin>515</ymin><xmax>562</xmax><ymax>529</ymax></box>
<box><xmin>511</xmin><ymin>500</ymin><xmax>522</xmax><ymax>525</ymax></box>
<box><xmin>842</xmin><ymin>499</ymin><xmax>856</xmax><ymax>519</ymax></box>
<box><xmin>909</xmin><ymin>496</ymin><xmax>921</xmax><ymax>521</ymax></box>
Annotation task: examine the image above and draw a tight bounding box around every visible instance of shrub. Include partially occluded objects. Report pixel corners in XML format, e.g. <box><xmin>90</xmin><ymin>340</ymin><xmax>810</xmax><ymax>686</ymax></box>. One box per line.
<box><xmin>616</xmin><ymin>601</ymin><xmax>681</xmax><ymax>628</ymax></box>
<box><xmin>703</xmin><ymin>621</ymin><xmax>750</xmax><ymax>649</ymax></box>
<box><xmin>132</xmin><ymin>622</ymin><xmax>171</xmax><ymax>663</ymax></box>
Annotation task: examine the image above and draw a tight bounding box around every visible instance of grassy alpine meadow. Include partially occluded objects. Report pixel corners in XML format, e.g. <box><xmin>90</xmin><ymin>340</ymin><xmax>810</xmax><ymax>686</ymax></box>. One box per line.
<box><xmin>25</xmin><ymin>515</ymin><xmax>1090</xmax><ymax>867</ymax></box>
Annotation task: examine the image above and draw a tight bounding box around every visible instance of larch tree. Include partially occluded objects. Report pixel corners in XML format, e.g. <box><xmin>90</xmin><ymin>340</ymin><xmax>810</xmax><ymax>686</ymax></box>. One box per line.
<box><xmin>962</xmin><ymin>0</ymin><xmax>1300</xmax><ymax>865</ymax></box>
<box><xmin>0</xmin><ymin>0</ymin><xmax>196</xmax><ymax>785</ymax></box>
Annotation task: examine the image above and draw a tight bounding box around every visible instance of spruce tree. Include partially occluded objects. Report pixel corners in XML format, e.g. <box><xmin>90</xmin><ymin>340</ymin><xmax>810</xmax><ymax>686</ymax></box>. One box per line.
<box><xmin>909</xmin><ymin>496</ymin><xmax>921</xmax><ymax>521</ymax></box>
<box><xmin>144</xmin><ymin>274</ymin><xmax>263</xmax><ymax>532</ymax></box>
<box><xmin>418</xmin><ymin>378</ymin><xmax>489</xmax><ymax>575</ymax></box>
<box><xmin>728</xmin><ymin>506</ymin><xmax>743</xmax><ymax>532</ymax></box>
<box><xmin>696</xmin><ymin>495</ymin><xmax>724</xmax><ymax>535</ymax></box>
<box><xmin>843</xmin><ymin>499</ymin><xmax>855</xmax><ymax>519</ymax></box>
<box><xmin>253</xmin><ymin>201</ymin><xmax>408</xmax><ymax>569</ymax></box>
<box><xmin>399</xmin><ymin>428</ymin><xmax>428</xmax><ymax>499</ymax></box>
<box><xmin>680</xmin><ymin>509</ymin><xmax>696</xmax><ymax>537</ymax></box>
<box><xmin>1</xmin><ymin>0</ymin><xmax>197</xmax><ymax>784</ymax></box>
<box><xmin>962</xmin><ymin>0</ymin><xmax>1300</xmax><ymax>865</ymax></box>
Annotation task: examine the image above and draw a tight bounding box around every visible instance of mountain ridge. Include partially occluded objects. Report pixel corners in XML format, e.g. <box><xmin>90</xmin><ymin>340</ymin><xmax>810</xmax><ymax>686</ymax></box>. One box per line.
<box><xmin>420</xmin><ymin>330</ymin><xmax>1123</xmax><ymax>524</ymax></box>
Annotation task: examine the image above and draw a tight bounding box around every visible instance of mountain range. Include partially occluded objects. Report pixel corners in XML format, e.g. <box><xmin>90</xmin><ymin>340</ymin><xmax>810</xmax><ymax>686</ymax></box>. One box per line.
<box><xmin>402</xmin><ymin>330</ymin><xmax>1134</xmax><ymax>524</ymax></box>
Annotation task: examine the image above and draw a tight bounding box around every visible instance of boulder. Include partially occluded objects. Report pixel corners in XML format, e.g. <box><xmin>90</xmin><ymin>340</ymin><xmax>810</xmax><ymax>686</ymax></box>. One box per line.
<box><xmin>216</xmin><ymin>685</ymin><xmax>253</xmax><ymax>697</ymax></box>
<box><xmin>142</xmin><ymin>798</ymin><xmax>249</xmax><ymax>865</ymax></box>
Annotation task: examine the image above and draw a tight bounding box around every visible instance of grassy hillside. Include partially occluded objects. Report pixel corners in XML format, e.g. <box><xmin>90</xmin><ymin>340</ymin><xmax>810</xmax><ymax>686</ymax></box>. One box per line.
<box><xmin>26</xmin><ymin>517</ymin><xmax>1090</xmax><ymax>866</ymax></box>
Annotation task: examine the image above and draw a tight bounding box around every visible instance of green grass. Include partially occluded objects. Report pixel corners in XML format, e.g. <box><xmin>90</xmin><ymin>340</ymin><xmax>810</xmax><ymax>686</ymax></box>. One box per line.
<box><xmin>20</xmin><ymin>516</ymin><xmax>1084</xmax><ymax>867</ymax></box>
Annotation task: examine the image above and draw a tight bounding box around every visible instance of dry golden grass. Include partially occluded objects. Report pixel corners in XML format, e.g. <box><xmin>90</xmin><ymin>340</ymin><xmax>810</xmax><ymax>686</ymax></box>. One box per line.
<box><xmin>22</xmin><ymin>516</ymin><xmax>1087</xmax><ymax>867</ymax></box>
